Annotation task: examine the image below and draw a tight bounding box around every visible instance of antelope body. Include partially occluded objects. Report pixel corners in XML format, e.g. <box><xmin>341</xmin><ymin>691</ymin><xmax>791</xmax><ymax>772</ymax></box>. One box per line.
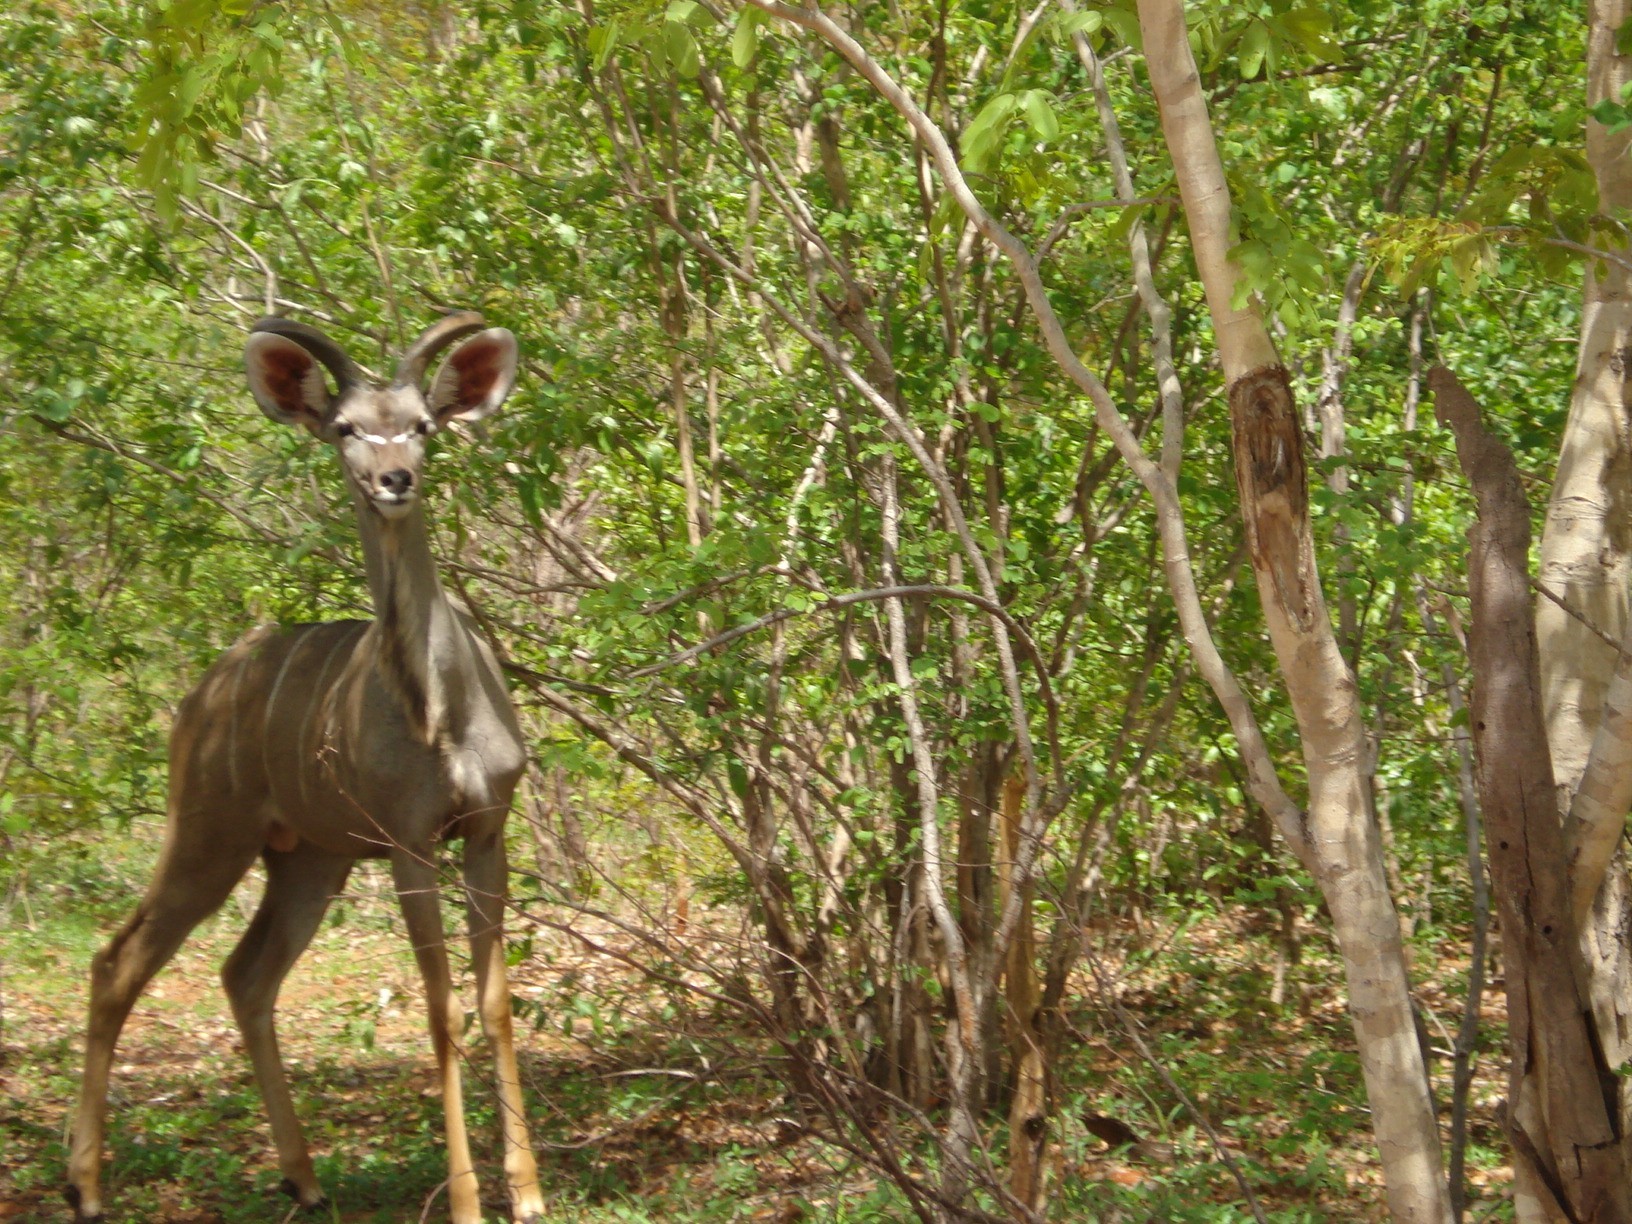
<box><xmin>66</xmin><ymin>314</ymin><xmax>546</xmax><ymax>1224</ymax></box>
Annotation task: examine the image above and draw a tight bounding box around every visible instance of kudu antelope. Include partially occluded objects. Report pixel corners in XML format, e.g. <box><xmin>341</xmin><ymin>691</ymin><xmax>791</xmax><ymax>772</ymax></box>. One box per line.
<box><xmin>66</xmin><ymin>314</ymin><xmax>546</xmax><ymax>1224</ymax></box>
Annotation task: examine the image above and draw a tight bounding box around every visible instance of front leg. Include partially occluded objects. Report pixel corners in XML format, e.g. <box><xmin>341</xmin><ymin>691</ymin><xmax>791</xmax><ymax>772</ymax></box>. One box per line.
<box><xmin>464</xmin><ymin>826</ymin><xmax>545</xmax><ymax>1222</ymax></box>
<box><xmin>391</xmin><ymin>848</ymin><xmax>483</xmax><ymax>1224</ymax></box>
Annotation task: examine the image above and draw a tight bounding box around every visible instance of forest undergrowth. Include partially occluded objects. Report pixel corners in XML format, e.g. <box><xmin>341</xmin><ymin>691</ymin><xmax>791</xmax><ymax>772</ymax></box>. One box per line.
<box><xmin>2</xmin><ymin>828</ymin><xmax>1513</xmax><ymax>1223</ymax></box>
<box><xmin>2</xmin><ymin>0</ymin><xmax>1615</xmax><ymax>1218</ymax></box>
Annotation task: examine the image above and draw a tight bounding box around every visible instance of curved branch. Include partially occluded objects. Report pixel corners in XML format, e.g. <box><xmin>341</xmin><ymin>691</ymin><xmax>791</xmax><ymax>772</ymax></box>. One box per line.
<box><xmin>625</xmin><ymin>581</ymin><xmax>1063</xmax><ymax>778</ymax></box>
<box><xmin>746</xmin><ymin>0</ymin><xmax>1308</xmax><ymax>859</ymax></box>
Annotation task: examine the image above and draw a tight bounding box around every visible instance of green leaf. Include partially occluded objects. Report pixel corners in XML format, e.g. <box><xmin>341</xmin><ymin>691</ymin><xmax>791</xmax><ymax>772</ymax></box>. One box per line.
<box><xmin>176</xmin><ymin>65</ymin><xmax>209</xmax><ymax>115</ymax></box>
<box><xmin>665</xmin><ymin>22</ymin><xmax>699</xmax><ymax>78</ymax></box>
<box><xmin>727</xmin><ymin>758</ymin><xmax>751</xmax><ymax>800</ymax></box>
<box><xmin>1591</xmin><ymin>98</ymin><xmax>1632</xmax><ymax>133</ymax></box>
<box><xmin>1107</xmin><ymin>199</ymin><xmax>1148</xmax><ymax>242</ymax></box>
<box><xmin>731</xmin><ymin>7</ymin><xmax>763</xmax><ymax>68</ymax></box>
<box><xmin>1100</xmin><ymin>6</ymin><xmax>1142</xmax><ymax>50</ymax></box>
<box><xmin>589</xmin><ymin>16</ymin><xmax>622</xmax><ymax>71</ymax></box>
<box><xmin>962</xmin><ymin>91</ymin><xmax>1017</xmax><ymax>173</ymax></box>
<box><xmin>1056</xmin><ymin>10</ymin><xmax>1103</xmax><ymax>39</ymax></box>
<box><xmin>1019</xmin><ymin>90</ymin><xmax>1059</xmax><ymax>143</ymax></box>
<box><xmin>32</xmin><ymin>392</ymin><xmax>74</xmax><ymax>424</ymax></box>
<box><xmin>1240</xmin><ymin>20</ymin><xmax>1269</xmax><ymax>81</ymax></box>
<box><xmin>927</xmin><ymin>190</ymin><xmax>960</xmax><ymax>239</ymax></box>
<box><xmin>1277</xmin><ymin>6</ymin><xmax>1343</xmax><ymax>61</ymax></box>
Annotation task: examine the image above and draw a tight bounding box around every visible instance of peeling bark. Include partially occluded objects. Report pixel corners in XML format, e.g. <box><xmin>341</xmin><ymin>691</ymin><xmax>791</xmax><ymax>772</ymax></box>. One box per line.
<box><xmin>1137</xmin><ymin>2</ymin><xmax>1451</xmax><ymax>1218</ymax></box>
<box><xmin>1535</xmin><ymin>8</ymin><xmax>1632</xmax><ymax>1216</ymax></box>
<box><xmin>1434</xmin><ymin>365</ymin><xmax>1632</xmax><ymax>1224</ymax></box>
<box><xmin>1230</xmin><ymin>365</ymin><xmax>1313</xmax><ymax>632</ymax></box>
<box><xmin>1540</xmin><ymin>0</ymin><xmax>1632</xmax><ymax>795</ymax></box>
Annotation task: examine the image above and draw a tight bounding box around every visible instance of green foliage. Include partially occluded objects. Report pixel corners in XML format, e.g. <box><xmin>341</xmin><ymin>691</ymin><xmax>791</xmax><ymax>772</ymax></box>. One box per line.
<box><xmin>0</xmin><ymin>0</ymin><xmax>1597</xmax><ymax>1216</ymax></box>
<box><xmin>131</xmin><ymin>0</ymin><xmax>291</xmax><ymax>221</ymax></box>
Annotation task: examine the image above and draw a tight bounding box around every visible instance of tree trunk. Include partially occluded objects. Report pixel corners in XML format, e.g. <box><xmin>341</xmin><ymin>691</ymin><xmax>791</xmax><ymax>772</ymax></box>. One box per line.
<box><xmin>957</xmin><ymin>742</ymin><xmax>1001</xmax><ymax>1105</ymax></box>
<box><xmin>748</xmin><ymin>1</ymin><xmax>1439</xmax><ymax>1214</ymax></box>
<box><xmin>1435</xmin><ymin>367</ymin><xmax>1632</xmax><ymax>1224</ymax></box>
<box><xmin>1001</xmin><ymin>770</ymin><xmax>1047</xmax><ymax>1213</ymax></box>
<box><xmin>1539</xmin><ymin>0</ymin><xmax>1632</xmax><ymax>795</ymax></box>
<box><xmin>1533</xmin><ymin>7</ymin><xmax>1632</xmax><ymax>1219</ymax></box>
<box><xmin>1136</xmin><ymin>2</ymin><xmax>1452</xmax><ymax>1219</ymax></box>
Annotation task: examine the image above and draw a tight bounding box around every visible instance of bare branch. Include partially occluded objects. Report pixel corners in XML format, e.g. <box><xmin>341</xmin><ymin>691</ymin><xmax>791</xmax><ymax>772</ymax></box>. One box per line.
<box><xmin>747</xmin><ymin>0</ymin><xmax>1308</xmax><ymax>859</ymax></box>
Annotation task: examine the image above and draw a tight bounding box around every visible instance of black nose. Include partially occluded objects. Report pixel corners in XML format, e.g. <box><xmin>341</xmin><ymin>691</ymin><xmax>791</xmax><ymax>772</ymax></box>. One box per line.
<box><xmin>379</xmin><ymin>469</ymin><xmax>414</xmax><ymax>495</ymax></box>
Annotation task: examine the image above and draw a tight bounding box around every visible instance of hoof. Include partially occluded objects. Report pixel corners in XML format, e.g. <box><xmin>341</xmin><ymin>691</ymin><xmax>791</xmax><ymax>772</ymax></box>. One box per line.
<box><xmin>279</xmin><ymin>1178</ymin><xmax>330</xmax><ymax>1213</ymax></box>
<box><xmin>64</xmin><ymin>1184</ymin><xmax>102</xmax><ymax>1221</ymax></box>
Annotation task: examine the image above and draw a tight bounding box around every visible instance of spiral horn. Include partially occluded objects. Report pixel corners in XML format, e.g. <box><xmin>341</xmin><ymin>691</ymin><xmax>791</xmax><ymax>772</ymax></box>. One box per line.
<box><xmin>248</xmin><ymin>317</ymin><xmax>364</xmax><ymax>396</ymax></box>
<box><xmin>394</xmin><ymin>311</ymin><xmax>486</xmax><ymax>388</ymax></box>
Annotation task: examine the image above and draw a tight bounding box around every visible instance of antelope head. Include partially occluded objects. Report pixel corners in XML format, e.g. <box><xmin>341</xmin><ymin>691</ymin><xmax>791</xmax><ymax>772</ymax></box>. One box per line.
<box><xmin>244</xmin><ymin>313</ymin><xmax>519</xmax><ymax>520</ymax></box>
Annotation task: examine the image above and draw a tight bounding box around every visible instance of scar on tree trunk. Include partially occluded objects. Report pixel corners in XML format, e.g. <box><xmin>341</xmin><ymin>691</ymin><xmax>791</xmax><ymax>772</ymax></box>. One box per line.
<box><xmin>1228</xmin><ymin>364</ymin><xmax>1314</xmax><ymax>632</ymax></box>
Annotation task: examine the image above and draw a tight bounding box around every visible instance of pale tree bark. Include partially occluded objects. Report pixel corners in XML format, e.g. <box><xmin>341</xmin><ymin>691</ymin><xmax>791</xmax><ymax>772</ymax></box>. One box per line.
<box><xmin>1535</xmin><ymin>8</ymin><xmax>1632</xmax><ymax>1223</ymax></box>
<box><xmin>745</xmin><ymin>1</ymin><xmax>1304</xmax><ymax>850</ymax></box>
<box><xmin>747</xmin><ymin>1</ymin><xmax>1450</xmax><ymax>1218</ymax></box>
<box><xmin>1568</xmin><ymin>628</ymin><xmax>1632</xmax><ymax>927</ymax></box>
<box><xmin>879</xmin><ymin>454</ymin><xmax>982</xmax><ymax>1217</ymax></box>
<box><xmin>1540</xmin><ymin>0</ymin><xmax>1632</xmax><ymax>796</ymax></box>
<box><xmin>1135</xmin><ymin>2</ymin><xmax>1451</xmax><ymax>1220</ymax></box>
<box><xmin>1434</xmin><ymin>367</ymin><xmax>1632</xmax><ymax>1224</ymax></box>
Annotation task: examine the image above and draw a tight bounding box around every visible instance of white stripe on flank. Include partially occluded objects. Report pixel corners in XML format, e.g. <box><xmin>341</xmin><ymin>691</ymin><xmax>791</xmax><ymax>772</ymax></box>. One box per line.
<box><xmin>227</xmin><ymin>646</ymin><xmax>253</xmax><ymax>794</ymax></box>
<box><xmin>298</xmin><ymin>623</ymin><xmax>365</xmax><ymax>810</ymax></box>
<box><xmin>261</xmin><ymin>632</ymin><xmax>308</xmax><ymax>794</ymax></box>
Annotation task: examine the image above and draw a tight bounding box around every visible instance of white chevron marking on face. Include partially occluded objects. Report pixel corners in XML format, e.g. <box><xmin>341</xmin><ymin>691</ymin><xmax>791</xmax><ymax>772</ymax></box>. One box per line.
<box><xmin>357</xmin><ymin>430</ymin><xmax>418</xmax><ymax>445</ymax></box>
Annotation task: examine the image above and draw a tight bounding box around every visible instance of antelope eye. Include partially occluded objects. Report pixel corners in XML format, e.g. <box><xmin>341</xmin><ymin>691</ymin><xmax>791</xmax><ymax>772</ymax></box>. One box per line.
<box><xmin>335</xmin><ymin>421</ymin><xmax>356</xmax><ymax>438</ymax></box>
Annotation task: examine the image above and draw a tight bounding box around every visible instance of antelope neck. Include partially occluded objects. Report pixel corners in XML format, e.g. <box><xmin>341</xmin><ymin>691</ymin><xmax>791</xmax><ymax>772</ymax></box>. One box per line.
<box><xmin>352</xmin><ymin>492</ymin><xmax>462</xmax><ymax>740</ymax></box>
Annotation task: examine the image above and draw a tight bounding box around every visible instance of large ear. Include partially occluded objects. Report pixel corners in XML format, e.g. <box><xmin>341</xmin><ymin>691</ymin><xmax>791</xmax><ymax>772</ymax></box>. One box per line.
<box><xmin>245</xmin><ymin>333</ymin><xmax>334</xmax><ymax>429</ymax></box>
<box><xmin>426</xmin><ymin>328</ymin><xmax>519</xmax><ymax>424</ymax></box>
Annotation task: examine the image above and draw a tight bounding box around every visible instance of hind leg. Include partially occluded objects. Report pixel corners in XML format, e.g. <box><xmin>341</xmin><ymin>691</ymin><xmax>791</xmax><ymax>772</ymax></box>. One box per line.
<box><xmin>392</xmin><ymin>845</ymin><xmax>484</xmax><ymax>1224</ymax></box>
<box><xmin>221</xmin><ymin>844</ymin><xmax>353</xmax><ymax>1209</ymax></box>
<box><xmin>464</xmin><ymin>824</ymin><xmax>544</xmax><ymax>1221</ymax></box>
<box><xmin>66</xmin><ymin>830</ymin><xmax>261</xmax><ymax>1221</ymax></box>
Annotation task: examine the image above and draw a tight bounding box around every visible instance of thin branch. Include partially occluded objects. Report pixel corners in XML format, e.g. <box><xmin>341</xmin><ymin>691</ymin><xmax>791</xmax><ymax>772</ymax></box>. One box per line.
<box><xmin>1530</xmin><ymin>576</ymin><xmax>1622</xmax><ymax>652</ymax></box>
<box><xmin>33</xmin><ymin>418</ymin><xmax>314</xmax><ymax>555</ymax></box>
<box><xmin>178</xmin><ymin>197</ymin><xmax>277</xmax><ymax>315</ymax></box>
<box><xmin>625</xmin><ymin>582</ymin><xmax>1060</xmax><ymax>755</ymax></box>
<box><xmin>748</xmin><ymin>0</ymin><xmax>1309</xmax><ymax>863</ymax></box>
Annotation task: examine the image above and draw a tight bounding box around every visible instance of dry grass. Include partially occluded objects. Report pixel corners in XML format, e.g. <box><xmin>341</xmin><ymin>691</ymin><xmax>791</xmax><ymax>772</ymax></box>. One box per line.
<box><xmin>1</xmin><ymin>845</ymin><xmax>1516</xmax><ymax>1222</ymax></box>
